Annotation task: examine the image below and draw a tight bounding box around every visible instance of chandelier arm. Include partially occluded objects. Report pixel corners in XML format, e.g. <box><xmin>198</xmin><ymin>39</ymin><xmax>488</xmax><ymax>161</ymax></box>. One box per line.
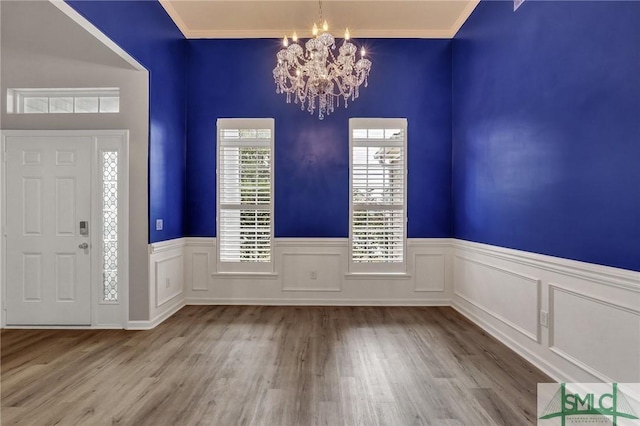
<box><xmin>291</xmin><ymin>56</ymin><xmax>306</xmax><ymax>68</ymax></box>
<box><xmin>275</xmin><ymin>71</ymin><xmax>297</xmax><ymax>90</ymax></box>
<box><xmin>353</xmin><ymin>70</ymin><xmax>368</xmax><ymax>86</ymax></box>
<box><xmin>325</xmin><ymin>64</ymin><xmax>353</xmax><ymax>98</ymax></box>
<box><xmin>277</xmin><ymin>76</ymin><xmax>303</xmax><ymax>94</ymax></box>
<box><xmin>277</xmin><ymin>62</ymin><xmax>307</xmax><ymax>89</ymax></box>
<box><xmin>277</xmin><ymin>81</ymin><xmax>296</xmax><ymax>93</ymax></box>
<box><xmin>283</xmin><ymin>67</ymin><xmax>301</xmax><ymax>82</ymax></box>
<box><xmin>337</xmin><ymin>83</ymin><xmax>354</xmax><ymax>99</ymax></box>
<box><xmin>280</xmin><ymin>60</ymin><xmax>307</xmax><ymax>85</ymax></box>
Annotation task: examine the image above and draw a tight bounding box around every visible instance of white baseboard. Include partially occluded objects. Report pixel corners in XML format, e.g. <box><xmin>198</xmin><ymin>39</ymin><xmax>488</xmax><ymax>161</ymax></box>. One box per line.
<box><xmin>127</xmin><ymin>296</ymin><xmax>185</xmax><ymax>330</ymax></box>
<box><xmin>3</xmin><ymin>325</ymin><xmax>124</xmax><ymax>330</ymax></box>
<box><xmin>186</xmin><ymin>298</ymin><xmax>450</xmax><ymax>306</ymax></box>
<box><xmin>451</xmin><ymin>301</ymin><xmax>571</xmax><ymax>383</ymax></box>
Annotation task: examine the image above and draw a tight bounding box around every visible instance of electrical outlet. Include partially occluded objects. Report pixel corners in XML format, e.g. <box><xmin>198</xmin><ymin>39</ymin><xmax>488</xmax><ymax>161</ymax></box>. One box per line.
<box><xmin>165</xmin><ymin>278</ymin><xmax>170</xmax><ymax>288</ymax></box>
<box><xmin>310</xmin><ymin>270</ymin><xmax>318</xmax><ymax>280</ymax></box>
<box><xmin>540</xmin><ymin>310</ymin><xmax>549</xmax><ymax>328</ymax></box>
<box><xmin>156</xmin><ymin>219</ymin><xmax>163</xmax><ymax>231</ymax></box>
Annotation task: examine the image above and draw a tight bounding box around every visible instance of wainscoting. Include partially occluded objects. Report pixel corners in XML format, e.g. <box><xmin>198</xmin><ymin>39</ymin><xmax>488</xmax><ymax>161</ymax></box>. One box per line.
<box><xmin>128</xmin><ymin>239</ymin><xmax>186</xmax><ymax>330</ymax></box>
<box><xmin>185</xmin><ymin>238</ymin><xmax>453</xmax><ymax>305</ymax></box>
<box><xmin>143</xmin><ymin>237</ymin><xmax>640</xmax><ymax>384</ymax></box>
<box><xmin>452</xmin><ymin>240</ymin><xmax>640</xmax><ymax>384</ymax></box>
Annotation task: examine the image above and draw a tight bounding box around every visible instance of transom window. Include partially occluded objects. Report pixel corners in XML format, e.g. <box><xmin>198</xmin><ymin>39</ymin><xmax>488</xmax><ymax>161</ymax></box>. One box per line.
<box><xmin>7</xmin><ymin>88</ymin><xmax>120</xmax><ymax>114</ymax></box>
<box><xmin>217</xmin><ymin>118</ymin><xmax>274</xmax><ymax>273</ymax></box>
<box><xmin>349</xmin><ymin>118</ymin><xmax>407</xmax><ymax>273</ymax></box>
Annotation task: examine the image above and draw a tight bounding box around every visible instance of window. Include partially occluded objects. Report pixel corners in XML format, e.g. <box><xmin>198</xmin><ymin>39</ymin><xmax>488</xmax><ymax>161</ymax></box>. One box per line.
<box><xmin>217</xmin><ymin>118</ymin><xmax>274</xmax><ymax>273</ymax></box>
<box><xmin>7</xmin><ymin>88</ymin><xmax>120</xmax><ymax>114</ymax></box>
<box><xmin>101</xmin><ymin>150</ymin><xmax>119</xmax><ymax>301</ymax></box>
<box><xmin>349</xmin><ymin>118</ymin><xmax>407</xmax><ymax>273</ymax></box>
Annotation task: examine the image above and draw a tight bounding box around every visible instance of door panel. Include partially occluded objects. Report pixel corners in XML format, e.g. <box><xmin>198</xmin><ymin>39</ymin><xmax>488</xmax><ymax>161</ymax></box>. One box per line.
<box><xmin>55</xmin><ymin>253</ymin><xmax>76</xmax><ymax>301</ymax></box>
<box><xmin>55</xmin><ymin>177</ymin><xmax>77</xmax><ymax>235</ymax></box>
<box><xmin>23</xmin><ymin>177</ymin><xmax>43</xmax><ymax>235</ymax></box>
<box><xmin>23</xmin><ymin>253</ymin><xmax>43</xmax><ymax>301</ymax></box>
<box><xmin>6</xmin><ymin>136</ymin><xmax>92</xmax><ymax>325</ymax></box>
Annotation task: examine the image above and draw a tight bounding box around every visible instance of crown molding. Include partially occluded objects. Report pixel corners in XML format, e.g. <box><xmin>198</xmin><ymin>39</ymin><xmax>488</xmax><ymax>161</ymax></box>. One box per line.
<box><xmin>450</xmin><ymin>0</ymin><xmax>480</xmax><ymax>37</ymax></box>
<box><xmin>158</xmin><ymin>0</ymin><xmax>189</xmax><ymax>38</ymax></box>
<box><xmin>184</xmin><ymin>28</ymin><xmax>458</xmax><ymax>40</ymax></box>
<box><xmin>158</xmin><ymin>0</ymin><xmax>480</xmax><ymax>40</ymax></box>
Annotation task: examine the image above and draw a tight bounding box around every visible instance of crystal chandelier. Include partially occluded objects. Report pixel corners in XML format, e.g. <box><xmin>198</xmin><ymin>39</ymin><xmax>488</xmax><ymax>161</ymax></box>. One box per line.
<box><xmin>272</xmin><ymin>1</ymin><xmax>372</xmax><ymax>120</ymax></box>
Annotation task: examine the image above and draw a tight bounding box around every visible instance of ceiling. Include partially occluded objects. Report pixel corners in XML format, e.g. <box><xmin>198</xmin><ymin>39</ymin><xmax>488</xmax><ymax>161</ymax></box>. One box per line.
<box><xmin>159</xmin><ymin>0</ymin><xmax>480</xmax><ymax>39</ymax></box>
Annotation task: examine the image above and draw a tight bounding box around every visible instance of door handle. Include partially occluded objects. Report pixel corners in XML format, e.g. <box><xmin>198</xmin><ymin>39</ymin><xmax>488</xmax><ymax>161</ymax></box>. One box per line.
<box><xmin>78</xmin><ymin>242</ymin><xmax>89</xmax><ymax>249</ymax></box>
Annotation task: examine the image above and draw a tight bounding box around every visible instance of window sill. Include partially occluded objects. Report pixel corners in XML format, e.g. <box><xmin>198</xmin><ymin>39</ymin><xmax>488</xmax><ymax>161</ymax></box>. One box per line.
<box><xmin>211</xmin><ymin>272</ymin><xmax>279</xmax><ymax>280</ymax></box>
<box><xmin>344</xmin><ymin>273</ymin><xmax>412</xmax><ymax>280</ymax></box>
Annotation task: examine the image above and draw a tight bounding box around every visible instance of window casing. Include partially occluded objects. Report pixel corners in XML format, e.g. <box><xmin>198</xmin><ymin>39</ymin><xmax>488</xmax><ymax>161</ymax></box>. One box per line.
<box><xmin>349</xmin><ymin>118</ymin><xmax>407</xmax><ymax>273</ymax></box>
<box><xmin>217</xmin><ymin>118</ymin><xmax>274</xmax><ymax>273</ymax></box>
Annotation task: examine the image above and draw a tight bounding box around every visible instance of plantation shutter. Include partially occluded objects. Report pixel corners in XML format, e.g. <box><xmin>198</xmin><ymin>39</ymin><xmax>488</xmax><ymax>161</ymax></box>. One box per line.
<box><xmin>350</xmin><ymin>119</ymin><xmax>407</xmax><ymax>273</ymax></box>
<box><xmin>217</xmin><ymin>119</ymin><xmax>274</xmax><ymax>273</ymax></box>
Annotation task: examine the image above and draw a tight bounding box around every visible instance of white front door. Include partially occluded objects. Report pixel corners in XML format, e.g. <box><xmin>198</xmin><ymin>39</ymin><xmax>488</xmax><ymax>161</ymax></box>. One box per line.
<box><xmin>5</xmin><ymin>136</ymin><xmax>92</xmax><ymax>325</ymax></box>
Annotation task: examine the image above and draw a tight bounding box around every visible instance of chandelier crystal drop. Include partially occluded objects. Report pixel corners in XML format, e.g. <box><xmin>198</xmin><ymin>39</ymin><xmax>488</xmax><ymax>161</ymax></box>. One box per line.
<box><xmin>272</xmin><ymin>2</ymin><xmax>372</xmax><ymax>120</ymax></box>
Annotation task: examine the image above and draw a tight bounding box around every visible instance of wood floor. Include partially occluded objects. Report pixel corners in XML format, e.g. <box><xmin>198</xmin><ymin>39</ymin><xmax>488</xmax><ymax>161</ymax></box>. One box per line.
<box><xmin>1</xmin><ymin>306</ymin><xmax>551</xmax><ymax>425</ymax></box>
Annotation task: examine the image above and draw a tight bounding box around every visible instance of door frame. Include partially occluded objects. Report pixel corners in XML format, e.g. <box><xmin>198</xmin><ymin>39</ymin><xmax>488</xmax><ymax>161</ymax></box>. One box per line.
<box><xmin>1</xmin><ymin>130</ymin><xmax>129</xmax><ymax>328</ymax></box>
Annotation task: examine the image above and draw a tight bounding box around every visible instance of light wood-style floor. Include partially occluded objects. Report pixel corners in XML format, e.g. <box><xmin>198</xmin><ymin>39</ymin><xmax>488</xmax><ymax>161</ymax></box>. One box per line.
<box><xmin>1</xmin><ymin>306</ymin><xmax>551</xmax><ymax>425</ymax></box>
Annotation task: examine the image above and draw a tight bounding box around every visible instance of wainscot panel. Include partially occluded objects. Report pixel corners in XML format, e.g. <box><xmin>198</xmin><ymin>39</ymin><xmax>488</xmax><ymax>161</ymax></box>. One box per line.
<box><xmin>452</xmin><ymin>240</ymin><xmax>640</xmax><ymax>383</ymax></box>
<box><xmin>139</xmin><ymin>238</ymin><xmax>186</xmax><ymax>329</ymax></box>
<box><xmin>549</xmin><ymin>283</ymin><xmax>640</xmax><ymax>382</ymax></box>
<box><xmin>184</xmin><ymin>238</ymin><xmax>452</xmax><ymax>305</ymax></box>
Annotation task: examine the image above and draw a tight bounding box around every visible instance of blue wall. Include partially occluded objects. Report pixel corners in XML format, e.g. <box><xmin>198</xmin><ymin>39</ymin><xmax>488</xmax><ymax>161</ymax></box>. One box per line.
<box><xmin>185</xmin><ymin>39</ymin><xmax>453</xmax><ymax>238</ymax></box>
<box><xmin>67</xmin><ymin>0</ymin><xmax>186</xmax><ymax>243</ymax></box>
<box><xmin>452</xmin><ymin>1</ymin><xmax>640</xmax><ymax>271</ymax></box>
<box><xmin>67</xmin><ymin>0</ymin><xmax>639</xmax><ymax>271</ymax></box>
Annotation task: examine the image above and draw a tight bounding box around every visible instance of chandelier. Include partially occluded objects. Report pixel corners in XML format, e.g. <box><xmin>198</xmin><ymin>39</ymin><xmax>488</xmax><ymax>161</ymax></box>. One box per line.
<box><xmin>272</xmin><ymin>1</ymin><xmax>372</xmax><ymax>120</ymax></box>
